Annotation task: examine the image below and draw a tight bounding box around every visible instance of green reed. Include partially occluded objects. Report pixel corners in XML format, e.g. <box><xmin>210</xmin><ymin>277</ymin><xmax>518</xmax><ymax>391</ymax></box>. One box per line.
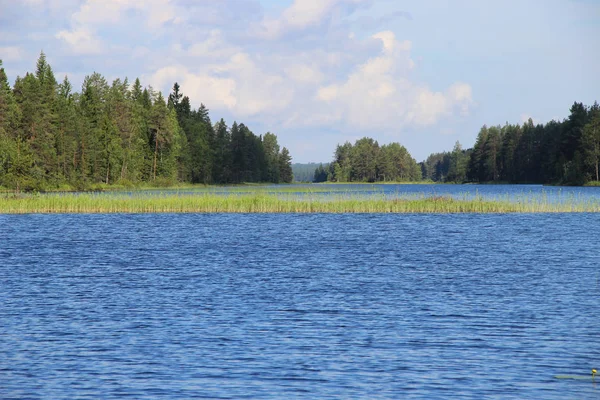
<box><xmin>1</xmin><ymin>192</ymin><xmax>600</xmax><ymax>213</ymax></box>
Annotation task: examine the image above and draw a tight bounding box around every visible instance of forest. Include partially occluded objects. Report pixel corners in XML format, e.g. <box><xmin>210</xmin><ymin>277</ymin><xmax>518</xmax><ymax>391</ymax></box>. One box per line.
<box><xmin>316</xmin><ymin>102</ymin><xmax>600</xmax><ymax>185</ymax></box>
<box><xmin>0</xmin><ymin>53</ymin><xmax>293</xmax><ymax>191</ymax></box>
<box><xmin>421</xmin><ymin>102</ymin><xmax>600</xmax><ymax>185</ymax></box>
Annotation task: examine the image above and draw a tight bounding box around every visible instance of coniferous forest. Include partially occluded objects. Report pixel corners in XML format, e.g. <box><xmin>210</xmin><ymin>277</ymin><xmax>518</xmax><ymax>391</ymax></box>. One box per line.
<box><xmin>0</xmin><ymin>53</ymin><xmax>293</xmax><ymax>191</ymax></box>
<box><xmin>318</xmin><ymin>102</ymin><xmax>600</xmax><ymax>185</ymax></box>
<box><xmin>419</xmin><ymin>102</ymin><xmax>600</xmax><ymax>185</ymax></box>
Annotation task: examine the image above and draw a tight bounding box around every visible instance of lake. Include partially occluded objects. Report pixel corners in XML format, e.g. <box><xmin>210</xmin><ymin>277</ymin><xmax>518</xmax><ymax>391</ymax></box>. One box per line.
<box><xmin>1</xmin><ymin>213</ymin><xmax>599</xmax><ymax>399</ymax></box>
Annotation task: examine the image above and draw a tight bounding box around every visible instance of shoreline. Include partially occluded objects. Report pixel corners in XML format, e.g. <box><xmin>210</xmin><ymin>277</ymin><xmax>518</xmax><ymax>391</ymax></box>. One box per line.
<box><xmin>3</xmin><ymin>180</ymin><xmax>598</xmax><ymax>195</ymax></box>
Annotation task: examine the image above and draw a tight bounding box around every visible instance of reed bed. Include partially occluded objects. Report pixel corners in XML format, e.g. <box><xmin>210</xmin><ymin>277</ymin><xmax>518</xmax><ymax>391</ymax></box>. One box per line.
<box><xmin>1</xmin><ymin>192</ymin><xmax>600</xmax><ymax>213</ymax></box>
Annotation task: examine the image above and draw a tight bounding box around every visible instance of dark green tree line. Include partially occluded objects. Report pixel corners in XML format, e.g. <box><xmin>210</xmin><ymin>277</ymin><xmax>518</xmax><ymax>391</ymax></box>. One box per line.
<box><xmin>421</xmin><ymin>142</ymin><xmax>471</xmax><ymax>183</ymax></box>
<box><xmin>422</xmin><ymin>102</ymin><xmax>600</xmax><ymax>185</ymax></box>
<box><xmin>463</xmin><ymin>102</ymin><xmax>599</xmax><ymax>185</ymax></box>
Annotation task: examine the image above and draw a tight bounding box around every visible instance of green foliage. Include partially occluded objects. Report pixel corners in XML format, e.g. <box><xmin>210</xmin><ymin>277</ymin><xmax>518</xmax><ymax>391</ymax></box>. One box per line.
<box><xmin>456</xmin><ymin>102</ymin><xmax>598</xmax><ymax>185</ymax></box>
<box><xmin>313</xmin><ymin>164</ymin><xmax>328</xmax><ymax>183</ymax></box>
<box><xmin>327</xmin><ymin>138</ymin><xmax>420</xmax><ymax>182</ymax></box>
<box><xmin>0</xmin><ymin>53</ymin><xmax>294</xmax><ymax>190</ymax></box>
<box><xmin>212</xmin><ymin>118</ymin><xmax>232</xmax><ymax>183</ymax></box>
<box><xmin>279</xmin><ymin>147</ymin><xmax>293</xmax><ymax>183</ymax></box>
<box><xmin>422</xmin><ymin>143</ymin><xmax>475</xmax><ymax>183</ymax></box>
<box><xmin>263</xmin><ymin>132</ymin><xmax>281</xmax><ymax>183</ymax></box>
<box><xmin>582</xmin><ymin>102</ymin><xmax>600</xmax><ymax>182</ymax></box>
<box><xmin>421</xmin><ymin>152</ymin><xmax>449</xmax><ymax>182</ymax></box>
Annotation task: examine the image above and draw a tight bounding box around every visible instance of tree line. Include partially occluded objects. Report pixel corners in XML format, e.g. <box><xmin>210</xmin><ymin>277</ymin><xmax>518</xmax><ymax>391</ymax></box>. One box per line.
<box><xmin>0</xmin><ymin>53</ymin><xmax>293</xmax><ymax>191</ymax></box>
<box><xmin>315</xmin><ymin>102</ymin><xmax>600</xmax><ymax>185</ymax></box>
<box><xmin>422</xmin><ymin>102</ymin><xmax>600</xmax><ymax>185</ymax></box>
<box><xmin>421</xmin><ymin>142</ymin><xmax>471</xmax><ymax>183</ymax></box>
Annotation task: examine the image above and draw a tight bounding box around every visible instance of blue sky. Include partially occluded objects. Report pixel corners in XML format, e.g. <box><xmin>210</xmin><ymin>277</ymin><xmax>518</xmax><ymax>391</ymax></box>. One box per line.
<box><xmin>1</xmin><ymin>0</ymin><xmax>599</xmax><ymax>162</ymax></box>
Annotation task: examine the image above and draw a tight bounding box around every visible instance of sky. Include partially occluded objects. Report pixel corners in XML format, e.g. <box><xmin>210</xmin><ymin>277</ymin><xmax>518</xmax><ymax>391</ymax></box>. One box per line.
<box><xmin>1</xmin><ymin>0</ymin><xmax>599</xmax><ymax>163</ymax></box>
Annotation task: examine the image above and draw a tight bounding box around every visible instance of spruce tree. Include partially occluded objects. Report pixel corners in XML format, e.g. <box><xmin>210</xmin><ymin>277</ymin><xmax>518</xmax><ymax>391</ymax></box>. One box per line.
<box><xmin>279</xmin><ymin>147</ymin><xmax>293</xmax><ymax>183</ymax></box>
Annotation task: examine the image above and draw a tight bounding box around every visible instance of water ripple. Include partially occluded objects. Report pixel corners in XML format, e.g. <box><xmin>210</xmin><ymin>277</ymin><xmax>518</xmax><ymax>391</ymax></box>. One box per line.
<box><xmin>0</xmin><ymin>213</ymin><xmax>599</xmax><ymax>399</ymax></box>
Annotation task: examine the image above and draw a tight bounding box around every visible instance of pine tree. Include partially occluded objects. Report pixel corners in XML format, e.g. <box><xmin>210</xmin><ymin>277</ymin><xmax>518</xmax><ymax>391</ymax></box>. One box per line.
<box><xmin>149</xmin><ymin>93</ymin><xmax>169</xmax><ymax>181</ymax></box>
<box><xmin>55</xmin><ymin>76</ymin><xmax>78</xmax><ymax>180</ymax></box>
<box><xmin>350</xmin><ymin>138</ymin><xmax>379</xmax><ymax>182</ymax></box>
<box><xmin>467</xmin><ymin>125</ymin><xmax>489</xmax><ymax>182</ymax></box>
<box><xmin>0</xmin><ymin>60</ymin><xmax>18</xmax><ymax>138</ymax></box>
<box><xmin>583</xmin><ymin>102</ymin><xmax>600</xmax><ymax>182</ymax></box>
<box><xmin>446</xmin><ymin>141</ymin><xmax>467</xmax><ymax>182</ymax></box>
<box><xmin>230</xmin><ymin>122</ymin><xmax>245</xmax><ymax>182</ymax></box>
<box><xmin>279</xmin><ymin>147</ymin><xmax>293</xmax><ymax>183</ymax></box>
<box><xmin>79</xmin><ymin>72</ymin><xmax>109</xmax><ymax>182</ymax></box>
<box><xmin>0</xmin><ymin>60</ymin><xmax>30</xmax><ymax>191</ymax></box>
<box><xmin>212</xmin><ymin>118</ymin><xmax>231</xmax><ymax>183</ymax></box>
<box><xmin>262</xmin><ymin>132</ymin><xmax>280</xmax><ymax>183</ymax></box>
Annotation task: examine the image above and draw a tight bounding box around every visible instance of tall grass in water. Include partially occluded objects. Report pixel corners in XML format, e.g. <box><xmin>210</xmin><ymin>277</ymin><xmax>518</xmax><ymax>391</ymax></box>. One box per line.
<box><xmin>1</xmin><ymin>192</ymin><xmax>600</xmax><ymax>213</ymax></box>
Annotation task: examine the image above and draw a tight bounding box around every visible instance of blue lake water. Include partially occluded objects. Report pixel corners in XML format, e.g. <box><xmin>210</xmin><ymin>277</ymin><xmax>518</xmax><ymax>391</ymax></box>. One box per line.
<box><xmin>1</xmin><ymin>213</ymin><xmax>599</xmax><ymax>399</ymax></box>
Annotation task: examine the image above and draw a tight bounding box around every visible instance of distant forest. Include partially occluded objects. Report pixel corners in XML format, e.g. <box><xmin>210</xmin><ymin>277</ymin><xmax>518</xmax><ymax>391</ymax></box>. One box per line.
<box><xmin>292</xmin><ymin>163</ymin><xmax>330</xmax><ymax>182</ymax></box>
<box><xmin>0</xmin><ymin>53</ymin><xmax>293</xmax><ymax>191</ymax></box>
<box><xmin>313</xmin><ymin>102</ymin><xmax>600</xmax><ymax>185</ymax></box>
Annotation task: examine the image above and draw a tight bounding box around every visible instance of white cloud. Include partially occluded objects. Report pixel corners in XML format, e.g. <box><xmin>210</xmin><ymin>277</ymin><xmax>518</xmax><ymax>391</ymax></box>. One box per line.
<box><xmin>19</xmin><ymin>0</ymin><xmax>74</xmax><ymax>8</ymax></box>
<box><xmin>284</xmin><ymin>64</ymin><xmax>324</xmax><ymax>84</ymax></box>
<box><xmin>55</xmin><ymin>28</ymin><xmax>104</xmax><ymax>55</ymax></box>
<box><xmin>0</xmin><ymin>46</ymin><xmax>24</xmax><ymax>61</ymax></box>
<box><xmin>148</xmin><ymin>65</ymin><xmax>237</xmax><ymax>109</ymax></box>
<box><xmin>70</xmin><ymin>0</ymin><xmax>179</xmax><ymax>28</ymax></box>
<box><xmin>148</xmin><ymin>48</ymin><xmax>302</xmax><ymax>118</ymax></box>
<box><xmin>216</xmin><ymin>52</ymin><xmax>295</xmax><ymax>116</ymax></box>
<box><xmin>56</xmin><ymin>0</ymin><xmax>181</xmax><ymax>54</ymax></box>
<box><xmin>187</xmin><ymin>30</ymin><xmax>239</xmax><ymax>60</ymax></box>
<box><xmin>131</xmin><ymin>46</ymin><xmax>151</xmax><ymax>60</ymax></box>
<box><xmin>256</xmin><ymin>0</ymin><xmax>369</xmax><ymax>38</ymax></box>
<box><xmin>313</xmin><ymin>31</ymin><xmax>473</xmax><ymax>129</ymax></box>
<box><xmin>144</xmin><ymin>28</ymin><xmax>472</xmax><ymax>137</ymax></box>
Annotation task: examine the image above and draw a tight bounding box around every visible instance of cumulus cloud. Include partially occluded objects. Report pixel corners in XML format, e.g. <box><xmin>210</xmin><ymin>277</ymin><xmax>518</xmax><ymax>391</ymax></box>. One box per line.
<box><xmin>313</xmin><ymin>31</ymin><xmax>473</xmax><ymax>129</ymax></box>
<box><xmin>55</xmin><ymin>28</ymin><xmax>104</xmax><ymax>55</ymax></box>
<box><xmin>149</xmin><ymin>65</ymin><xmax>237</xmax><ymax>109</ymax></box>
<box><xmin>144</xmin><ymin>27</ymin><xmax>472</xmax><ymax>136</ymax></box>
<box><xmin>148</xmin><ymin>52</ymin><xmax>294</xmax><ymax>117</ymax></box>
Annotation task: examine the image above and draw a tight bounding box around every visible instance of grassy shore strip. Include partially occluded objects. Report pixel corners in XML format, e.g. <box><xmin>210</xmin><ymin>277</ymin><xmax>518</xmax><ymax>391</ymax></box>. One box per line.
<box><xmin>1</xmin><ymin>193</ymin><xmax>600</xmax><ymax>213</ymax></box>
